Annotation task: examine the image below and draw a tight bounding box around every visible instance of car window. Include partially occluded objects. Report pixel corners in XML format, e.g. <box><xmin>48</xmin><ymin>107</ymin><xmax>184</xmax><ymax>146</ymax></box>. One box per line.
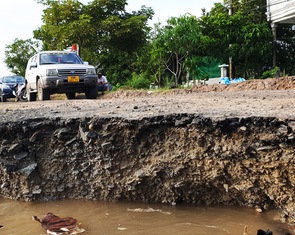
<box><xmin>60</xmin><ymin>54</ymin><xmax>81</xmax><ymax>64</ymax></box>
<box><xmin>40</xmin><ymin>53</ymin><xmax>82</xmax><ymax>65</ymax></box>
<box><xmin>2</xmin><ymin>76</ymin><xmax>25</xmax><ymax>83</ymax></box>
<box><xmin>15</xmin><ymin>76</ymin><xmax>25</xmax><ymax>83</ymax></box>
<box><xmin>32</xmin><ymin>55</ymin><xmax>37</xmax><ymax>64</ymax></box>
<box><xmin>40</xmin><ymin>54</ymin><xmax>57</xmax><ymax>64</ymax></box>
<box><xmin>27</xmin><ymin>55</ymin><xmax>37</xmax><ymax>70</ymax></box>
<box><xmin>3</xmin><ymin>76</ymin><xmax>15</xmax><ymax>83</ymax></box>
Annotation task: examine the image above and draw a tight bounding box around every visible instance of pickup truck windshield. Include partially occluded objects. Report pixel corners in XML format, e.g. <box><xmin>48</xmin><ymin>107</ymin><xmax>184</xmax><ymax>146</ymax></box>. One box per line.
<box><xmin>40</xmin><ymin>53</ymin><xmax>83</xmax><ymax>65</ymax></box>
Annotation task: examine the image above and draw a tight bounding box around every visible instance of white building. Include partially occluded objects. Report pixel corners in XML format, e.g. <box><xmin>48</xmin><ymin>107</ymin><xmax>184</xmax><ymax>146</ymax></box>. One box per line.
<box><xmin>266</xmin><ymin>0</ymin><xmax>295</xmax><ymax>66</ymax></box>
<box><xmin>266</xmin><ymin>0</ymin><xmax>295</xmax><ymax>23</ymax></box>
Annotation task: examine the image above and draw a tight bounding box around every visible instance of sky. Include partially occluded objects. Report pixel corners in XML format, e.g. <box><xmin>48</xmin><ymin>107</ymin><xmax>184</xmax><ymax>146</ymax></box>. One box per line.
<box><xmin>0</xmin><ymin>0</ymin><xmax>219</xmax><ymax>76</ymax></box>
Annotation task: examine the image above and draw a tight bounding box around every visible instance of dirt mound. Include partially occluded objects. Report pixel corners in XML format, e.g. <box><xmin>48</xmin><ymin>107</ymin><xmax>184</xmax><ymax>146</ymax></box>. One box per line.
<box><xmin>191</xmin><ymin>76</ymin><xmax>295</xmax><ymax>92</ymax></box>
<box><xmin>103</xmin><ymin>76</ymin><xmax>295</xmax><ymax>99</ymax></box>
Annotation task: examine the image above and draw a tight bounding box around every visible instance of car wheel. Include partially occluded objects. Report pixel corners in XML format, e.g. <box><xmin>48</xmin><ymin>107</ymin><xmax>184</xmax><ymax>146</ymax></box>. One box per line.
<box><xmin>66</xmin><ymin>92</ymin><xmax>75</xmax><ymax>100</ymax></box>
<box><xmin>37</xmin><ymin>79</ymin><xmax>50</xmax><ymax>101</ymax></box>
<box><xmin>19</xmin><ymin>89</ymin><xmax>27</xmax><ymax>101</ymax></box>
<box><xmin>85</xmin><ymin>87</ymin><xmax>98</xmax><ymax>99</ymax></box>
<box><xmin>27</xmin><ymin>85</ymin><xmax>36</xmax><ymax>102</ymax></box>
<box><xmin>1</xmin><ymin>95</ymin><xmax>7</xmax><ymax>102</ymax></box>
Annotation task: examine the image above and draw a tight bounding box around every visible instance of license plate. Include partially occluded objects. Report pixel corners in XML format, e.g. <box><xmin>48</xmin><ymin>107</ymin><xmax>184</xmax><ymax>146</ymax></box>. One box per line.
<box><xmin>68</xmin><ymin>76</ymin><xmax>79</xmax><ymax>82</ymax></box>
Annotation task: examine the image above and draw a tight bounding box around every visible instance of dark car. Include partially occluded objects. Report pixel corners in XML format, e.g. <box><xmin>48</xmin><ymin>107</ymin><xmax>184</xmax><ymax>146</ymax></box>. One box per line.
<box><xmin>0</xmin><ymin>75</ymin><xmax>26</xmax><ymax>102</ymax></box>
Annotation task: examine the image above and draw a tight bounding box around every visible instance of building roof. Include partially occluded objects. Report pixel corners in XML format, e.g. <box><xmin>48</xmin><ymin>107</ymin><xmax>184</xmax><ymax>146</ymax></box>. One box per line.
<box><xmin>266</xmin><ymin>0</ymin><xmax>295</xmax><ymax>24</ymax></box>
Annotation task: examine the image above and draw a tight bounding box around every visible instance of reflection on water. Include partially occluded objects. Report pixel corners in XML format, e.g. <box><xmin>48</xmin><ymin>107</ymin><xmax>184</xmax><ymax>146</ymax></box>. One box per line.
<box><xmin>0</xmin><ymin>198</ymin><xmax>291</xmax><ymax>235</ymax></box>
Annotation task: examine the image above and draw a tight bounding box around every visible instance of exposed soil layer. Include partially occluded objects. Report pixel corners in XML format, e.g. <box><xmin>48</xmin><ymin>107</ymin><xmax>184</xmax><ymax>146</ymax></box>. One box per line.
<box><xmin>0</xmin><ymin>76</ymin><xmax>295</xmax><ymax>230</ymax></box>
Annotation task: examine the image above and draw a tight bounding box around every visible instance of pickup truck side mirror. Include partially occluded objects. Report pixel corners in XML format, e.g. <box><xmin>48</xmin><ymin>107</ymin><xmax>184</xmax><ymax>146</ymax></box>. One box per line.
<box><xmin>83</xmin><ymin>61</ymin><xmax>89</xmax><ymax>65</ymax></box>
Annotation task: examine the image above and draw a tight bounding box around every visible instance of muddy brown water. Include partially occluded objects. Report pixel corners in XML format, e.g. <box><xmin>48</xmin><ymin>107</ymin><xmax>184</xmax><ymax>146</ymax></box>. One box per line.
<box><xmin>0</xmin><ymin>198</ymin><xmax>291</xmax><ymax>235</ymax></box>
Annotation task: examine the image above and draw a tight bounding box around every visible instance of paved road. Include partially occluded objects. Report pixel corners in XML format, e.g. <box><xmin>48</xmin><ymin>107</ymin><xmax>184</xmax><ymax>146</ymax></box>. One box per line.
<box><xmin>0</xmin><ymin>90</ymin><xmax>295</xmax><ymax>123</ymax></box>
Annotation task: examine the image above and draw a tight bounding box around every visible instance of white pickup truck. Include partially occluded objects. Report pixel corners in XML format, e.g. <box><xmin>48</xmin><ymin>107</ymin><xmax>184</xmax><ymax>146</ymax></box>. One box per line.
<box><xmin>25</xmin><ymin>51</ymin><xmax>98</xmax><ymax>101</ymax></box>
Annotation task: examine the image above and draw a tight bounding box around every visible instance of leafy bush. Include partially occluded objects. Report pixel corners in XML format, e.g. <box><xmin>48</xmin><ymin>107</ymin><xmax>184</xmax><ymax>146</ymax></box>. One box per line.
<box><xmin>125</xmin><ymin>73</ymin><xmax>151</xmax><ymax>89</ymax></box>
<box><xmin>261</xmin><ymin>66</ymin><xmax>280</xmax><ymax>79</ymax></box>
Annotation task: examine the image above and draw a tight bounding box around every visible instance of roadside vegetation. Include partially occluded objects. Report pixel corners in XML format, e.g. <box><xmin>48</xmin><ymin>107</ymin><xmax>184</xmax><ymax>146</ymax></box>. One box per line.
<box><xmin>4</xmin><ymin>0</ymin><xmax>295</xmax><ymax>90</ymax></box>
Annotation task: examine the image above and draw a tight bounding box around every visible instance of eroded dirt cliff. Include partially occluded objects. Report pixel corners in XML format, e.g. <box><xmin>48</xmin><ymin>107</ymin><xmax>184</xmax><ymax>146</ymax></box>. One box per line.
<box><xmin>0</xmin><ymin>115</ymin><xmax>295</xmax><ymax>224</ymax></box>
<box><xmin>0</xmin><ymin>76</ymin><xmax>295</xmax><ymax>228</ymax></box>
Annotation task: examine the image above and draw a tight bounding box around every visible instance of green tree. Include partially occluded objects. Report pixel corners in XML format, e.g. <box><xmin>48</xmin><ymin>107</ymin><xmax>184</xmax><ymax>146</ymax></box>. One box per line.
<box><xmin>275</xmin><ymin>24</ymin><xmax>295</xmax><ymax>75</ymax></box>
<box><xmin>150</xmin><ymin>14</ymin><xmax>209</xmax><ymax>87</ymax></box>
<box><xmin>4</xmin><ymin>38</ymin><xmax>40</xmax><ymax>76</ymax></box>
<box><xmin>200</xmin><ymin>0</ymin><xmax>273</xmax><ymax>79</ymax></box>
<box><xmin>34</xmin><ymin>0</ymin><xmax>92</xmax><ymax>54</ymax></box>
<box><xmin>84</xmin><ymin>1</ymin><xmax>153</xmax><ymax>84</ymax></box>
<box><xmin>34</xmin><ymin>0</ymin><xmax>154</xmax><ymax>85</ymax></box>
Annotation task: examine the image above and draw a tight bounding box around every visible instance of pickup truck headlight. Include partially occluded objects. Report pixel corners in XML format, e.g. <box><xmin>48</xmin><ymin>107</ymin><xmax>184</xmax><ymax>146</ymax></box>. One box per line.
<box><xmin>86</xmin><ymin>68</ymin><xmax>96</xmax><ymax>75</ymax></box>
<box><xmin>46</xmin><ymin>69</ymin><xmax>58</xmax><ymax>76</ymax></box>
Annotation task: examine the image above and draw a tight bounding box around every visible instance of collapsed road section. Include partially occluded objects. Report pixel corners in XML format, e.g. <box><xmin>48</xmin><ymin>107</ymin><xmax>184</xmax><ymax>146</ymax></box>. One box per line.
<box><xmin>0</xmin><ymin>114</ymin><xmax>294</xmax><ymax>224</ymax></box>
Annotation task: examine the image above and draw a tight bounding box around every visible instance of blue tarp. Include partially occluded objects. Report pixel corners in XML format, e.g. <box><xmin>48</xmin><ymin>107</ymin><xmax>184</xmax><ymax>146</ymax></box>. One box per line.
<box><xmin>219</xmin><ymin>77</ymin><xmax>245</xmax><ymax>85</ymax></box>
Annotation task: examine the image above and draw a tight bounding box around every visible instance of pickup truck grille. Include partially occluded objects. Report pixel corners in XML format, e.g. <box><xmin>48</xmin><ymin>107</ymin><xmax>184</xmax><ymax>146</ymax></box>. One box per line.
<box><xmin>58</xmin><ymin>69</ymin><xmax>87</xmax><ymax>76</ymax></box>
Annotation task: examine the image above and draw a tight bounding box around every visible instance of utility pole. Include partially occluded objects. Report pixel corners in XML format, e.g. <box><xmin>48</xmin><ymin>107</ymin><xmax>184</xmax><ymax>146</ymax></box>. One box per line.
<box><xmin>228</xmin><ymin>0</ymin><xmax>233</xmax><ymax>16</ymax></box>
<box><xmin>228</xmin><ymin>0</ymin><xmax>233</xmax><ymax>79</ymax></box>
<box><xmin>271</xmin><ymin>23</ymin><xmax>277</xmax><ymax>67</ymax></box>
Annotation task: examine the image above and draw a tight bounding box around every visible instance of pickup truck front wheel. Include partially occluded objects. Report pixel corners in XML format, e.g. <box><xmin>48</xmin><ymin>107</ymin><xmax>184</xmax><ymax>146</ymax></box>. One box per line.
<box><xmin>66</xmin><ymin>92</ymin><xmax>75</xmax><ymax>100</ymax></box>
<box><xmin>37</xmin><ymin>79</ymin><xmax>50</xmax><ymax>101</ymax></box>
<box><xmin>26</xmin><ymin>85</ymin><xmax>36</xmax><ymax>102</ymax></box>
<box><xmin>85</xmin><ymin>86</ymin><xmax>97</xmax><ymax>99</ymax></box>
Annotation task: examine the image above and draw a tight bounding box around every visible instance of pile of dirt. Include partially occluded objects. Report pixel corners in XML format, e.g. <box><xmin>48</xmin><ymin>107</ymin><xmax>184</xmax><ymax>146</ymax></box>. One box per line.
<box><xmin>191</xmin><ymin>76</ymin><xmax>295</xmax><ymax>92</ymax></box>
<box><xmin>103</xmin><ymin>76</ymin><xmax>295</xmax><ymax>99</ymax></box>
